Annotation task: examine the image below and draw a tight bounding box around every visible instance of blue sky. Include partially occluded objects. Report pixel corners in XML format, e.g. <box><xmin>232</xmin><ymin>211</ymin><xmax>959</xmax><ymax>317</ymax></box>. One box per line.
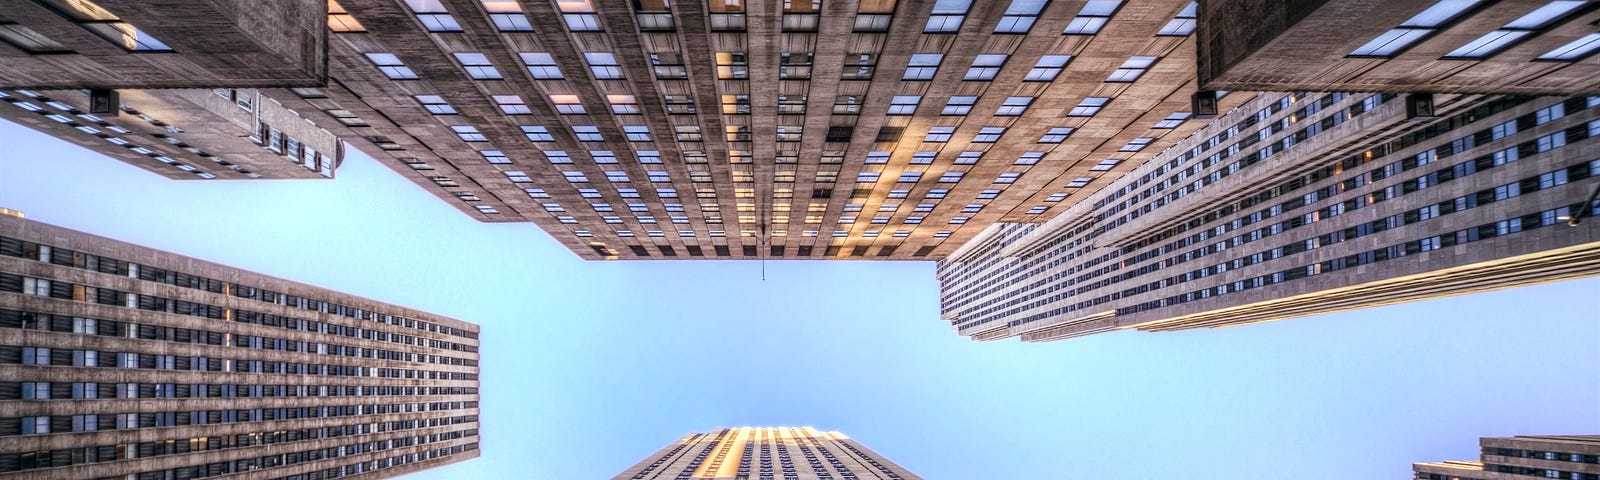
<box><xmin>1</xmin><ymin>119</ymin><xmax>1596</xmax><ymax>479</ymax></box>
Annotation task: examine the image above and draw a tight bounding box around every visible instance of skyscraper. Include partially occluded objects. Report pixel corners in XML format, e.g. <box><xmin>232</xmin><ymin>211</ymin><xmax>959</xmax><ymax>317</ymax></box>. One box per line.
<box><xmin>938</xmin><ymin>91</ymin><xmax>1600</xmax><ymax>342</ymax></box>
<box><xmin>1414</xmin><ymin>435</ymin><xmax>1600</xmax><ymax>479</ymax></box>
<box><xmin>612</xmin><ymin>427</ymin><xmax>920</xmax><ymax>480</ymax></box>
<box><xmin>0</xmin><ymin>215</ymin><xmax>481</xmax><ymax>478</ymax></box>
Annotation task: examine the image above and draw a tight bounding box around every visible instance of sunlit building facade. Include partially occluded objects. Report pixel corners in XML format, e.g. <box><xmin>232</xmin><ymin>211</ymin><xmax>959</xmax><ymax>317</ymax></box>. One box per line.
<box><xmin>1414</xmin><ymin>435</ymin><xmax>1600</xmax><ymax>479</ymax></box>
<box><xmin>612</xmin><ymin>427</ymin><xmax>920</xmax><ymax>480</ymax></box>
<box><xmin>0</xmin><ymin>215</ymin><xmax>481</xmax><ymax>479</ymax></box>
<box><xmin>938</xmin><ymin>91</ymin><xmax>1600</xmax><ymax>342</ymax></box>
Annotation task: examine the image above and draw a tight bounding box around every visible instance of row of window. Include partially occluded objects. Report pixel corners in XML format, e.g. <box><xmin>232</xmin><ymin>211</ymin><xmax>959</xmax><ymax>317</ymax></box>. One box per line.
<box><xmin>1353</xmin><ymin>0</ymin><xmax>1599</xmax><ymax>60</ymax></box>
<box><xmin>0</xmin><ymin>90</ymin><xmax>220</xmax><ymax>178</ymax></box>
<box><xmin>2</xmin><ymin>378</ymin><xmax>472</xmax><ymax>401</ymax></box>
<box><xmin>0</xmin><ymin>235</ymin><xmax>477</xmax><ymax>339</ymax></box>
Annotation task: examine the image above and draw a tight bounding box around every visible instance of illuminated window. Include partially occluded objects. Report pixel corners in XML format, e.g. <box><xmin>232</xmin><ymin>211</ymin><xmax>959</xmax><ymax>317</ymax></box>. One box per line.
<box><xmin>717</xmin><ymin>52</ymin><xmax>749</xmax><ymax>79</ymax></box>
<box><xmin>609</xmin><ymin>95</ymin><xmax>639</xmax><ymax>114</ymax></box>
<box><xmin>557</xmin><ymin>0</ymin><xmax>602</xmax><ymax>30</ymax></box>
<box><xmin>327</xmin><ymin>0</ymin><xmax>365</xmax><ymax>32</ymax></box>
<box><xmin>551</xmin><ymin>95</ymin><xmax>585</xmax><ymax>114</ymax></box>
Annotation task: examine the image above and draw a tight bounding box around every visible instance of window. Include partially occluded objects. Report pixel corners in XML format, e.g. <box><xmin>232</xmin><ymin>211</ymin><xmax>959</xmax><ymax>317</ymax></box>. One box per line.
<box><xmin>996</xmin><ymin>0</ymin><xmax>1047</xmax><ymax>33</ymax></box>
<box><xmin>623</xmin><ymin>125</ymin><xmax>651</xmax><ymax>142</ymax></box>
<box><xmin>1539</xmin><ymin>32</ymin><xmax>1600</xmax><ymax>60</ymax></box>
<box><xmin>1024</xmin><ymin>55</ymin><xmax>1071</xmax><ymax>81</ymax></box>
<box><xmin>925</xmin><ymin>127</ymin><xmax>955</xmax><ymax>142</ymax></box>
<box><xmin>1066</xmin><ymin>176</ymin><xmax>1093</xmax><ymax>187</ymax></box>
<box><xmin>910</xmin><ymin>151</ymin><xmax>938</xmax><ymax>164</ymax></box>
<box><xmin>664</xmin><ymin>95</ymin><xmax>696</xmax><ymax>114</ymax></box>
<box><xmin>586</xmin><ymin>52</ymin><xmax>622</xmax><ymax>79</ymax></box>
<box><xmin>452</xmin><ymin>125</ymin><xmax>487</xmax><ymax>141</ymax></box>
<box><xmin>415</xmin><ymin>95</ymin><xmax>456</xmax><ymax>114</ymax></box>
<box><xmin>563</xmin><ymin>171</ymin><xmax>589</xmax><ymax>183</ymax></box>
<box><xmin>777</xmin><ymin>125</ymin><xmax>803</xmax><ymax>142</ymax></box>
<box><xmin>522</xmin><ymin>125</ymin><xmax>553</xmax><ymax>141</ymax></box>
<box><xmin>943</xmin><ymin>96</ymin><xmax>977</xmax><ymax>115</ymax></box>
<box><xmin>1063</xmin><ymin>0</ymin><xmax>1121</xmax><ymax>35</ymax></box>
<box><xmin>609</xmin><ymin>95</ymin><xmax>639</xmax><ymax>114</ymax></box>
<box><xmin>938</xmin><ymin>172</ymin><xmax>964</xmax><ymax>183</ymax></box>
<box><xmin>904</xmin><ymin>54</ymin><xmax>943</xmax><ymax>80</ymax></box>
<box><xmin>925</xmin><ymin>0</ymin><xmax>971</xmax><ymax>32</ymax></box>
<box><xmin>994</xmin><ymin>172</ymin><xmax>1022</xmax><ymax>184</ymax></box>
<box><xmin>855</xmin><ymin>0</ymin><xmax>895</xmax><ymax>32</ymax></box>
<box><xmin>1039</xmin><ymin>127</ymin><xmax>1074</xmax><ymax>143</ymax></box>
<box><xmin>551</xmin><ymin>95</ymin><xmax>584</xmax><ymax>114</ymax></box>
<box><xmin>856</xmin><ymin>172</ymin><xmax>881</xmax><ymax>183</ymax></box>
<box><xmin>1015</xmin><ymin>151</ymin><xmax>1044</xmax><ymax>165</ymax></box>
<box><xmin>1069</xmin><ymin>97</ymin><xmax>1109</xmax><ymax>116</ymax></box>
<box><xmin>675</xmin><ymin>125</ymin><xmax>703</xmax><ymax>141</ymax></box>
<box><xmin>716</xmin><ymin>52</ymin><xmax>748</xmax><ymax>79</ymax></box>
<box><xmin>573</xmin><ymin>125</ymin><xmax>603</xmax><ymax>141</ymax></box>
<box><xmin>482</xmin><ymin>0</ymin><xmax>533</xmax><ymax>31</ymax></box>
<box><xmin>520</xmin><ymin>52</ymin><xmax>563</xmax><ymax>79</ymax></box>
<box><xmin>1154</xmin><ymin>112</ymin><xmax>1190</xmax><ymax>128</ymax></box>
<box><xmin>965</xmin><ymin>54</ymin><xmax>1007</xmax><ymax>80</ymax></box>
<box><xmin>483</xmin><ymin>95</ymin><xmax>527</xmax><ymax>115</ymax></box>
<box><xmin>1158</xmin><ymin>2</ymin><xmax>1197</xmax><ymax>36</ymax></box>
<box><xmin>781</xmin><ymin>52</ymin><xmax>813</xmax><ymax>79</ymax></box>
<box><xmin>864</xmin><ymin>151</ymin><xmax>892</xmax><ymax>164</ymax></box>
<box><xmin>605</xmin><ymin>171</ymin><xmax>630</xmax><ymax>182</ymax></box>
<box><xmin>926</xmin><ymin>188</ymin><xmax>949</xmax><ymax>199</ymax></box>
<box><xmin>1045</xmin><ymin>192</ymin><xmax>1069</xmax><ymax>202</ymax></box>
<box><xmin>406</xmin><ymin>0</ymin><xmax>461</xmax><ymax>31</ymax></box>
<box><xmin>725</xmin><ymin>125</ymin><xmax>751</xmax><ymax>142</ymax></box>
<box><xmin>1120</xmin><ymin>137</ymin><xmax>1153</xmax><ymax>151</ymax></box>
<box><xmin>843</xmin><ymin>53</ymin><xmax>876</xmax><ymax>80</ymax></box>
<box><xmin>1090</xmin><ymin>159</ymin><xmax>1120</xmax><ymax>171</ymax></box>
<box><xmin>955</xmin><ymin>151</ymin><xmax>983</xmax><ymax>164</ymax></box>
<box><xmin>1349</xmin><ymin>0</ymin><xmax>1481</xmax><ymax>57</ymax></box>
<box><xmin>898</xmin><ymin>172</ymin><xmax>923</xmax><ymax>183</ymax></box>
<box><xmin>973</xmin><ymin>126</ymin><xmax>1005</xmax><ymax>142</ymax></box>
<box><xmin>651</xmin><ymin>52</ymin><xmax>687</xmax><ymax>79</ymax></box>
<box><xmin>327</xmin><ymin>0</ymin><xmax>365</xmax><ymax>32</ymax></box>
<box><xmin>366</xmin><ymin>53</ymin><xmax>417</xmax><ymax>79</ymax></box>
<box><xmin>454</xmin><ymin>52</ymin><xmax>502</xmax><ymax>79</ymax></box>
<box><xmin>544</xmin><ymin>150</ymin><xmax>571</xmax><ymax>163</ymax></box>
<box><xmin>779</xmin><ymin>95</ymin><xmax>807</xmax><ymax>114</ymax></box>
<box><xmin>889</xmin><ymin>95</ymin><xmax>921</xmax><ymax>115</ymax></box>
<box><xmin>826</xmin><ymin>126</ymin><xmax>854</xmax><ymax>142</ymax></box>
<box><xmin>1446</xmin><ymin>2</ymin><xmax>1583</xmax><ymax>59</ymax></box>
<box><xmin>481</xmin><ymin>150</ymin><xmax>509</xmax><ymax>164</ymax></box>
<box><xmin>722</xmin><ymin>94</ymin><xmax>751</xmax><ymax>114</ymax></box>
<box><xmin>53</xmin><ymin>0</ymin><xmax>173</xmax><ymax>52</ymax></box>
<box><xmin>559</xmin><ymin>0</ymin><xmax>601</xmax><ymax>30</ymax></box>
<box><xmin>1107</xmin><ymin>56</ymin><xmax>1156</xmax><ymax>82</ymax></box>
<box><xmin>637</xmin><ymin>150</ymin><xmax>662</xmax><ymax>163</ymax></box>
<box><xmin>996</xmin><ymin>96</ymin><xmax>1033</xmax><ymax>116</ymax></box>
<box><xmin>834</xmin><ymin>95</ymin><xmax>863</xmax><ymax>114</ymax></box>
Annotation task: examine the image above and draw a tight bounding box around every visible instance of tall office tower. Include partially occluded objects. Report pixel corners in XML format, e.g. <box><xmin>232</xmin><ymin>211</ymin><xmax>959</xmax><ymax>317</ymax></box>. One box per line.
<box><xmin>939</xmin><ymin>91</ymin><xmax>1600</xmax><ymax>342</ymax></box>
<box><xmin>0</xmin><ymin>215</ymin><xmax>481</xmax><ymax>479</ymax></box>
<box><xmin>0</xmin><ymin>0</ymin><xmax>1250</xmax><ymax>260</ymax></box>
<box><xmin>1414</xmin><ymin>435</ymin><xmax>1600</xmax><ymax>479</ymax></box>
<box><xmin>612</xmin><ymin>427</ymin><xmax>920</xmax><ymax>480</ymax></box>
<box><xmin>1198</xmin><ymin>0</ymin><xmax>1600</xmax><ymax>94</ymax></box>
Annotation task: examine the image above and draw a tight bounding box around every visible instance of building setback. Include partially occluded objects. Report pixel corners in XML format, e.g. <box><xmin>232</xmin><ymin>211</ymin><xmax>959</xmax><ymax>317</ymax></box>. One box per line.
<box><xmin>1414</xmin><ymin>435</ymin><xmax>1600</xmax><ymax>479</ymax></box>
<box><xmin>0</xmin><ymin>215</ymin><xmax>481</xmax><ymax>479</ymax></box>
<box><xmin>1198</xmin><ymin>0</ymin><xmax>1600</xmax><ymax>95</ymax></box>
<box><xmin>612</xmin><ymin>427</ymin><xmax>920</xmax><ymax>480</ymax></box>
<box><xmin>938</xmin><ymin>91</ymin><xmax>1600</xmax><ymax>342</ymax></box>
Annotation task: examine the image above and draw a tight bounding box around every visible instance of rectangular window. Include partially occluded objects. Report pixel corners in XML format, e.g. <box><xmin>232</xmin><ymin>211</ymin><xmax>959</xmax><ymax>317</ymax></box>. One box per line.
<box><xmin>780</xmin><ymin>52</ymin><xmax>813</xmax><ymax>79</ymax></box>
<box><xmin>1350</xmin><ymin>0</ymin><xmax>1482</xmax><ymax>56</ymax></box>
<box><xmin>651</xmin><ymin>52</ymin><xmax>687</xmax><ymax>79</ymax></box>
<box><xmin>1448</xmin><ymin>1</ymin><xmax>1583</xmax><ymax>58</ymax></box>
<box><xmin>454</xmin><ymin>52</ymin><xmax>502</xmax><ymax>79</ymax></box>
<box><xmin>924</xmin><ymin>0</ymin><xmax>971</xmax><ymax>32</ymax></box>
<box><xmin>551</xmin><ymin>95</ymin><xmax>585</xmax><ymax>114</ymax></box>
<box><xmin>904</xmin><ymin>53</ymin><xmax>943</xmax><ymax>80</ymax></box>
<box><xmin>1063</xmin><ymin>0</ymin><xmax>1121</xmax><ymax>35</ymax></box>
<box><xmin>996</xmin><ymin>96</ymin><xmax>1033</xmax><ymax>116</ymax></box>
<box><xmin>1107</xmin><ymin>56</ymin><xmax>1156</xmax><ymax>82</ymax></box>
<box><xmin>943</xmin><ymin>95</ymin><xmax>977</xmax><ymax>115</ymax></box>
<box><xmin>481</xmin><ymin>150</ymin><xmax>509</xmax><ymax>164</ymax></box>
<box><xmin>1090</xmin><ymin>159</ymin><xmax>1120</xmax><ymax>171</ymax></box>
<box><xmin>716</xmin><ymin>52</ymin><xmax>749</xmax><ymax>79</ymax></box>
<box><xmin>1154</xmin><ymin>112</ymin><xmax>1190</xmax><ymax>128</ymax></box>
<box><xmin>406</xmin><ymin>0</ymin><xmax>461</xmax><ymax>31</ymax></box>
<box><xmin>559</xmin><ymin>0</ymin><xmax>602</xmax><ymax>30</ymax></box>
<box><xmin>520</xmin><ymin>52</ymin><xmax>563</xmax><ymax>79</ymax></box>
<box><xmin>1039</xmin><ymin>127</ymin><xmax>1074</xmax><ymax>143</ymax></box>
<box><xmin>973</xmin><ymin>126</ymin><xmax>1005</xmax><ymax>142</ymax></box>
<box><xmin>366</xmin><ymin>53</ymin><xmax>417</xmax><ymax>79</ymax></box>
<box><xmin>1157</xmin><ymin>2</ymin><xmax>1197</xmax><ymax>36</ymax></box>
<box><xmin>843</xmin><ymin>53</ymin><xmax>876</xmax><ymax>80</ymax></box>
<box><xmin>925</xmin><ymin>127</ymin><xmax>954</xmax><ymax>142</ymax></box>
<box><xmin>452</xmin><ymin>125</ymin><xmax>487</xmax><ymax>142</ymax></box>
<box><xmin>1069</xmin><ymin>97</ymin><xmax>1109</xmax><ymax>116</ymax></box>
<box><xmin>415</xmin><ymin>95</ymin><xmax>456</xmax><ymax>114</ymax></box>
<box><xmin>608</xmin><ymin>94</ymin><xmax>639</xmax><ymax>114</ymax></box>
<box><xmin>585</xmin><ymin>52</ymin><xmax>623</xmax><ymax>79</ymax></box>
<box><xmin>483</xmin><ymin>0</ymin><xmax>533</xmax><ymax>31</ymax></box>
<box><xmin>1024</xmin><ymin>55</ymin><xmax>1071</xmax><ymax>81</ymax></box>
<box><xmin>572</xmin><ymin>125</ymin><xmax>603</xmax><ymax>141</ymax></box>
<box><xmin>623</xmin><ymin>125</ymin><xmax>651</xmax><ymax>142</ymax></box>
<box><xmin>888</xmin><ymin>95</ymin><xmax>921</xmax><ymax>115</ymax></box>
<box><xmin>494</xmin><ymin>95</ymin><xmax>531</xmax><ymax>114</ymax></box>
<box><xmin>965</xmin><ymin>54</ymin><xmax>1007</xmax><ymax>80</ymax></box>
<box><xmin>523</xmin><ymin>125</ymin><xmax>553</xmax><ymax>141</ymax></box>
<box><xmin>996</xmin><ymin>0</ymin><xmax>1047</xmax><ymax>33</ymax></box>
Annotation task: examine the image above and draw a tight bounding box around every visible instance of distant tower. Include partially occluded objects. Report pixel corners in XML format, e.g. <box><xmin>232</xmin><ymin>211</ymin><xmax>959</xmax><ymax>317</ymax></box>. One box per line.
<box><xmin>613</xmin><ymin>427</ymin><xmax>921</xmax><ymax>480</ymax></box>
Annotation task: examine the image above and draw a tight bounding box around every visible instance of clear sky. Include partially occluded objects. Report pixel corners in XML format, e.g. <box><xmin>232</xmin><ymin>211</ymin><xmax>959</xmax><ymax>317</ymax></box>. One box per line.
<box><xmin>1</xmin><ymin>119</ymin><xmax>1596</xmax><ymax>480</ymax></box>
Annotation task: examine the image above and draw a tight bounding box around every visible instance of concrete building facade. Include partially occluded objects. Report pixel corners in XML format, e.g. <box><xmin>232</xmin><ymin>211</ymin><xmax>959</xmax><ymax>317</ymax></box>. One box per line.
<box><xmin>1198</xmin><ymin>0</ymin><xmax>1600</xmax><ymax>95</ymax></box>
<box><xmin>0</xmin><ymin>0</ymin><xmax>327</xmax><ymax>89</ymax></box>
<box><xmin>0</xmin><ymin>0</ymin><xmax>1247</xmax><ymax>260</ymax></box>
<box><xmin>0</xmin><ymin>215</ymin><xmax>481</xmax><ymax>479</ymax></box>
<box><xmin>937</xmin><ymin>91</ymin><xmax>1600</xmax><ymax>342</ymax></box>
<box><xmin>612</xmin><ymin>427</ymin><xmax>920</xmax><ymax>480</ymax></box>
<box><xmin>1415</xmin><ymin>435</ymin><xmax>1600</xmax><ymax>480</ymax></box>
